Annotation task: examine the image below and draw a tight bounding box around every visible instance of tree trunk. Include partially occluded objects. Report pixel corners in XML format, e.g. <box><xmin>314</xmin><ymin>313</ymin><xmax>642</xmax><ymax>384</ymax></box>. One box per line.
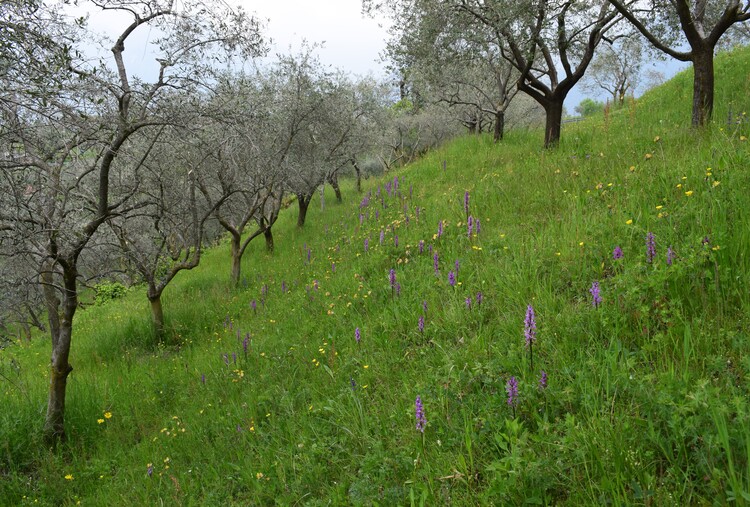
<box><xmin>149</xmin><ymin>292</ymin><xmax>165</xmax><ymax>340</ymax></box>
<box><xmin>544</xmin><ymin>99</ymin><xmax>564</xmax><ymax>148</ymax></box>
<box><xmin>493</xmin><ymin>108</ymin><xmax>505</xmax><ymax>142</ymax></box>
<box><xmin>43</xmin><ymin>264</ymin><xmax>77</xmax><ymax>444</ymax></box>
<box><xmin>20</xmin><ymin>323</ymin><xmax>31</xmax><ymax>341</ymax></box>
<box><xmin>25</xmin><ymin>304</ymin><xmax>45</xmax><ymax>334</ymax></box>
<box><xmin>329</xmin><ymin>174</ymin><xmax>342</xmax><ymax>203</ymax></box>
<box><xmin>44</xmin><ymin>322</ymin><xmax>73</xmax><ymax>443</ymax></box>
<box><xmin>264</xmin><ymin>227</ymin><xmax>274</xmax><ymax>252</ymax></box>
<box><xmin>230</xmin><ymin>233</ymin><xmax>242</xmax><ymax>286</ymax></box>
<box><xmin>297</xmin><ymin>194</ymin><xmax>310</xmax><ymax>228</ymax></box>
<box><xmin>41</xmin><ymin>262</ymin><xmax>60</xmax><ymax>344</ymax></box>
<box><xmin>617</xmin><ymin>81</ymin><xmax>627</xmax><ymax>106</ymax></box>
<box><xmin>353</xmin><ymin>161</ymin><xmax>362</xmax><ymax>193</ymax></box>
<box><xmin>692</xmin><ymin>48</ymin><xmax>714</xmax><ymax>127</ymax></box>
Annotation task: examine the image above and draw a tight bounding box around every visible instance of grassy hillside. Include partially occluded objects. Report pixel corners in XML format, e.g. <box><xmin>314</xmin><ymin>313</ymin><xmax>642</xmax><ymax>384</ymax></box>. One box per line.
<box><xmin>2</xmin><ymin>47</ymin><xmax>750</xmax><ymax>505</ymax></box>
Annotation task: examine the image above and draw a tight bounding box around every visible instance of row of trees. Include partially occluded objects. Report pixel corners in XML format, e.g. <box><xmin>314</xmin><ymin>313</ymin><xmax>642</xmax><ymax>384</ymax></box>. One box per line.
<box><xmin>366</xmin><ymin>0</ymin><xmax>750</xmax><ymax>147</ymax></box>
<box><xmin>0</xmin><ymin>0</ymin><xmax>270</xmax><ymax>442</ymax></box>
<box><xmin>0</xmin><ymin>0</ymin><xmax>475</xmax><ymax>443</ymax></box>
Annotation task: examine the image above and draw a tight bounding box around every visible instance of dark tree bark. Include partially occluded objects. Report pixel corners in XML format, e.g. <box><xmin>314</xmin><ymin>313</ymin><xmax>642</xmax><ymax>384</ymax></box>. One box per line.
<box><xmin>297</xmin><ymin>193</ymin><xmax>311</xmax><ymax>227</ymax></box>
<box><xmin>328</xmin><ymin>174</ymin><xmax>342</xmax><ymax>203</ymax></box>
<box><xmin>692</xmin><ymin>47</ymin><xmax>715</xmax><ymax>127</ymax></box>
<box><xmin>264</xmin><ymin>227</ymin><xmax>274</xmax><ymax>252</ymax></box>
<box><xmin>543</xmin><ymin>99</ymin><xmax>564</xmax><ymax>148</ymax></box>
<box><xmin>229</xmin><ymin>231</ymin><xmax>242</xmax><ymax>285</ymax></box>
<box><xmin>43</xmin><ymin>262</ymin><xmax>77</xmax><ymax>444</ymax></box>
<box><xmin>148</xmin><ymin>291</ymin><xmax>165</xmax><ymax>339</ymax></box>
<box><xmin>353</xmin><ymin>159</ymin><xmax>362</xmax><ymax>193</ymax></box>
<box><xmin>493</xmin><ymin>108</ymin><xmax>505</xmax><ymax>142</ymax></box>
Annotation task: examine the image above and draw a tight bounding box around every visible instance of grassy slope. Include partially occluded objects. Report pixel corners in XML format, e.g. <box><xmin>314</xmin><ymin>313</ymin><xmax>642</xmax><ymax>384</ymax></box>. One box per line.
<box><xmin>2</xmin><ymin>47</ymin><xmax>750</xmax><ymax>506</ymax></box>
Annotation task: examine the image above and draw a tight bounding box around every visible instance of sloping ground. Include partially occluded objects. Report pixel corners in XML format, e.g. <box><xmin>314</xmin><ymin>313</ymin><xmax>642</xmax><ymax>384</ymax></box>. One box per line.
<box><xmin>2</xmin><ymin>46</ymin><xmax>750</xmax><ymax>505</ymax></box>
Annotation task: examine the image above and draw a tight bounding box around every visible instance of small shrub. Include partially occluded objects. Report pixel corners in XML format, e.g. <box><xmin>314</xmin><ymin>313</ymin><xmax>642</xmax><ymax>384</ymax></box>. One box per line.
<box><xmin>94</xmin><ymin>281</ymin><xmax>128</xmax><ymax>306</ymax></box>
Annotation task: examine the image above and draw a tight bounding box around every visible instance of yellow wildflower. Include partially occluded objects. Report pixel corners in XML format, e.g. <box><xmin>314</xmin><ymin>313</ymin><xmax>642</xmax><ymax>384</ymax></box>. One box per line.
<box><xmin>626</xmin><ymin>219</ymin><xmax>633</xmax><ymax>225</ymax></box>
<box><xmin>65</xmin><ymin>474</ymin><xmax>74</xmax><ymax>481</ymax></box>
<box><xmin>104</xmin><ymin>412</ymin><xmax>112</xmax><ymax>419</ymax></box>
<box><xmin>685</xmin><ymin>191</ymin><xmax>694</xmax><ymax>197</ymax></box>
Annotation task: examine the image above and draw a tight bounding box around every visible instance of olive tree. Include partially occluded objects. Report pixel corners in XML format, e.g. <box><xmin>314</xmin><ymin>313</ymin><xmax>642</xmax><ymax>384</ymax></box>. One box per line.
<box><xmin>607</xmin><ymin>0</ymin><xmax>750</xmax><ymax>126</ymax></box>
<box><xmin>368</xmin><ymin>0</ymin><xmax>623</xmax><ymax>147</ymax></box>
<box><xmin>376</xmin><ymin>100</ymin><xmax>462</xmax><ymax>170</ymax></box>
<box><xmin>193</xmin><ymin>72</ymin><xmax>286</xmax><ymax>284</ymax></box>
<box><xmin>106</xmin><ymin>121</ymin><xmax>223</xmax><ymax>338</ymax></box>
<box><xmin>0</xmin><ymin>0</ymin><xmax>264</xmax><ymax>443</ymax></box>
<box><xmin>274</xmin><ymin>51</ymin><xmax>381</xmax><ymax>226</ymax></box>
<box><xmin>458</xmin><ymin>0</ymin><xmax>623</xmax><ymax>147</ymax></box>
<box><xmin>580</xmin><ymin>35</ymin><xmax>644</xmax><ymax>105</ymax></box>
<box><xmin>377</xmin><ymin>0</ymin><xmax>520</xmax><ymax>141</ymax></box>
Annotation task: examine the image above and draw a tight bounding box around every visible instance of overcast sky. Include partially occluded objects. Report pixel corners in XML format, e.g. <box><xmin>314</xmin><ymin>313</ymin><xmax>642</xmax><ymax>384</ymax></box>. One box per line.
<box><xmin>249</xmin><ymin>0</ymin><xmax>391</xmax><ymax>77</ymax></box>
<box><xmin>74</xmin><ymin>0</ymin><xmax>391</xmax><ymax>79</ymax></box>
<box><xmin>74</xmin><ymin>0</ymin><xmax>685</xmax><ymax>110</ymax></box>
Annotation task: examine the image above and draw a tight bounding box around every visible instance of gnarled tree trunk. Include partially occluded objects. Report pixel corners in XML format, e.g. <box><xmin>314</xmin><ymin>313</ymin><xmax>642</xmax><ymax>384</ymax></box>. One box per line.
<box><xmin>230</xmin><ymin>232</ymin><xmax>242</xmax><ymax>286</ymax></box>
<box><xmin>493</xmin><ymin>108</ymin><xmax>505</xmax><ymax>142</ymax></box>
<box><xmin>43</xmin><ymin>263</ymin><xmax>77</xmax><ymax>444</ymax></box>
<box><xmin>328</xmin><ymin>174</ymin><xmax>342</xmax><ymax>203</ymax></box>
<box><xmin>147</xmin><ymin>284</ymin><xmax>164</xmax><ymax>341</ymax></box>
<box><xmin>544</xmin><ymin>99</ymin><xmax>564</xmax><ymax>149</ymax></box>
<box><xmin>297</xmin><ymin>194</ymin><xmax>311</xmax><ymax>228</ymax></box>
<box><xmin>353</xmin><ymin>160</ymin><xmax>362</xmax><ymax>193</ymax></box>
<box><xmin>692</xmin><ymin>48</ymin><xmax>714</xmax><ymax>127</ymax></box>
<box><xmin>44</xmin><ymin>323</ymin><xmax>73</xmax><ymax>443</ymax></box>
<box><xmin>264</xmin><ymin>227</ymin><xmax>274</xmax><ymax>252</ymax></box>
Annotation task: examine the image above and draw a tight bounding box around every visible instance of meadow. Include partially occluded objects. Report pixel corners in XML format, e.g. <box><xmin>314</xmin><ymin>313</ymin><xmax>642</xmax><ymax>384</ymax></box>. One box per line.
<box><xmin>2</xmin><ymin>46</ymin><xmax>750</xmax><ymax>505</ymax></box>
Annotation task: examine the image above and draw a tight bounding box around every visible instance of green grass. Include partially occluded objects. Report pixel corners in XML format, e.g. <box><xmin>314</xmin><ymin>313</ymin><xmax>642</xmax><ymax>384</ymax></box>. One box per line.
<box><xmin>2</xmin><ymin>46</ymin><xmax>750</xmax><ymax>505</ymax></box>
